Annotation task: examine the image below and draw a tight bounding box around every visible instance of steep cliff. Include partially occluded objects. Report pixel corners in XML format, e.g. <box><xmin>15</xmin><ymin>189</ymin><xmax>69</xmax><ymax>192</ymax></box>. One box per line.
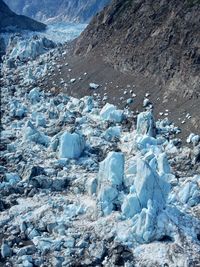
<box><xmin>75</xmin><ymin>0</ymin><xmax>200</xmax><ymax>104</ymax></box>
<box><xmin>0</xmin><ymin>0</ymin><xmax>46</xmax><ymax>32</ymax></box>
<box><xmin>4</xmin><ymin>0</ymin><xmax>111</xmax><ymax>23</ymax></box>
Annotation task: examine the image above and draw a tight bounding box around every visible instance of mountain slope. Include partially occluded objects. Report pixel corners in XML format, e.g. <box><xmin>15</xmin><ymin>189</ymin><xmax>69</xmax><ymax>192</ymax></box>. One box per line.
<box><xmin>74</xmin><ymin>0</ymin><xmax>200</xmax><ymax>133</ymax></box>
<box><xmin>4</xmin><ymin>0</ymin><xmax>111</xmax><ymax>23</ymax></box>
<box><xmin>0</xmin><ymin>0</ymin><xmax>46</xmax><ymax>32</ymax></box>
<box><xmin>75</xmin><ymin>0</ymin><xmax>200</xmax><ymax>100</ymax></box>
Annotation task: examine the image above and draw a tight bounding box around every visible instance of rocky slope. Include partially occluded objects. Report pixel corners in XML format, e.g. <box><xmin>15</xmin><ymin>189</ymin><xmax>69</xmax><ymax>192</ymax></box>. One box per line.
<box><xmin>75</xmin><ymin>0</ymin><xmax>200</xmax><ymax>132</ymax></box>
<box><xmin>4</xmin><ymin>0</ymin><xmax>111</xmax><ymax>23</ymax></box>
<box><xmin>0</xmin><ymin>0</ymin><xmax>46</xmax><ymax>32</ymax></box>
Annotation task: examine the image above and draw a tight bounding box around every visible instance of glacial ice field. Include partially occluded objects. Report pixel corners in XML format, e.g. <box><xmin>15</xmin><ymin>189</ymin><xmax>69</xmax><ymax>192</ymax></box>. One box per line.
<box><xmin>0</xmin><ymin>33</ymin><xmax>200</xmax><ymax>267</ymax></box>
<box><xmin>33</xmin><ymin>22</ymin><xmax>88</xmax><ymax>44</ymax></box>
<box><xmin>0</xmin><ymin>22</ymin><xmax>87</xmax><ymax>55</ymax></box>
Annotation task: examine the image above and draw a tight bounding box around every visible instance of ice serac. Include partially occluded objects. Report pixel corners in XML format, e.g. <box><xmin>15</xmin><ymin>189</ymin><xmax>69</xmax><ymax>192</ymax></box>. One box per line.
<box><xmin>7</xmin><ymin>36</ymin><xmax>56</xmax><ymax>61</ymax></box>
<box><xmin>97</xmin><ymin>152</ymin><xmax>124</xmax><ymax>215</ymax></box>
<box><xmin>177</xmin><ymin>175</ymin><xmax>200</xmax><ymax>207</ymax></box>
<box><xmin>100</xmin><ymin>103</ymin><xmax>123</xmax><ymax>123</ymax></box>
<box><xmin>23</xmin><ymin>121</ymin><xmax>49</xmax><ymax>147</ymax></box>
<box><xmin>157</xmin><ymin>152</ymin><xmax>171</xmax><ymax>175</ymax></box>
<box><xmin>120</xmin><ymin>121</ymin><xmax>172</xmax><ymax>243</ymax></box>
<box><xmin>121</xmin><ymin>191</ymin><xmax>141</xmax><ymax>219</ymax></box>
<box><xmin>134</xmin><ymin>158</ymin><xmax>169</xmax><ymax>211</ymax></box>
<box><xmin>122</xmin><ymin>155</ymin><xmax>170</xmax><ymax>220</ymax></box>
<box><xmin>28</xmin><ymin>88</ymin><xmax>41</xmax><ymax>104</ymax></box>
<box><xmin>59</xmin><ymin>132</ymin><xmax>85</xmax><ymax>159</ymax></box>
<box><xmin>131</xmin><ymin>199</ymin><xmax>161</xmax><ymax>243</ymax></box>
<box><xmin>136</xmin><ymin>111</ymin><xmax>156</xmax><ymax>137</ymax></box>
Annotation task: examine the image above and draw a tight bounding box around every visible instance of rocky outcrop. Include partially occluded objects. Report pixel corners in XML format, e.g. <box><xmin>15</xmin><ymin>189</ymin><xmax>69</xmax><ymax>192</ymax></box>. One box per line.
<box><xmin>0</xmin><ymin>0</ymin><xmax>46</xmax><ymax>32</ymax></box>
<box><xmin>4</xmin><ymin>0</ymin><xmax>111</xmax><ymax>23</ymax></box>
<box><xmin>75</xmin><ymin>0</ymin><xmax>200</xmax><ymax>102</ymax></box>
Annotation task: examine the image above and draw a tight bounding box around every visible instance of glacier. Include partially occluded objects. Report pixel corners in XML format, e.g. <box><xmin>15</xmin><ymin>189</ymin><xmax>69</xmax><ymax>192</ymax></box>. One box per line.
<box><xmin>0</xmin><ymin>29</ymin><xmax>200</xmax><ymax>267</ymax></box>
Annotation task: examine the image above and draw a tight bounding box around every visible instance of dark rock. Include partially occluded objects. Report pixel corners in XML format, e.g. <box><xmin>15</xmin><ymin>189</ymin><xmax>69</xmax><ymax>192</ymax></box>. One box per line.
<box><xmin>75</xmin><ymin>0</ymin><xmax>200</xmax><ymax>136</ymax></box>
<box><xmin>0</xmin><ymin>0</ymin><xmax>46</xmax><ymax>33</ymax></box>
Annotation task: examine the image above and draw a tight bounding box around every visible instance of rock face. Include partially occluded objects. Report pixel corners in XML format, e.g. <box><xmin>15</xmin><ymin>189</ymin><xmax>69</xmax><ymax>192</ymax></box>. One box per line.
<box><xmin>0</xmin><ymin>0</ymin><xmax>46</xmax><ymax>32</ymax></box>
<box><xmin>4</xmin><ymin>0</ymin><xmax>111</xmax><ymax>23</ymax></box>
<box><xmin>75</xmin><ymin>0</ymin><xmax>200</xmax><ymax>108</ymax></box>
